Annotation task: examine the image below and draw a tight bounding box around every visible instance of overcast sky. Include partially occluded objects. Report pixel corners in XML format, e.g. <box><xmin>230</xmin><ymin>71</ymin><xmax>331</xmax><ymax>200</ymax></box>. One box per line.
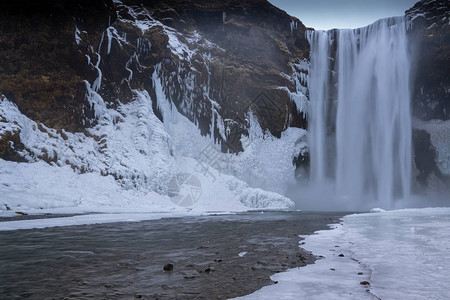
<box><xmin>268</xmin><ymin>0</ymin><xmax>418</xmax><ymax>30</ymax></box>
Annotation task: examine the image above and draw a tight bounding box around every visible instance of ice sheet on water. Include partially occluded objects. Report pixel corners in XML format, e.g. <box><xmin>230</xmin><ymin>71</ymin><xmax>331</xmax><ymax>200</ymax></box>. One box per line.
<box><xmin>239</xmin><ymin>208</ymin><xmax>450</xmax><ymax>299</ymax></box>
<box><xmin>0</xmin><ymin>212</ymin><xmax>176</xmax><ymax>231</ymax></box>
<box><xmin>344</xmin><ymin>208</ymin><xmax>450</xmax><ymax>299</ymax></box>
<box><xmin>238</xmin><ymin>251</ymin><xmax>248</xmax><ymax>257</ymax></box>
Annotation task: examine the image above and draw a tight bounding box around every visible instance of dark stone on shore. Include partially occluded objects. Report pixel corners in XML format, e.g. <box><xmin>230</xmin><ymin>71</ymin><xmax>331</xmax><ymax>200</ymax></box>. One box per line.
<box><xmin>338</xmin><ymin>254</ymin><xmax>344</xmax><ymax>257</ymax></box>
<box><xmin>360</xmin><ymin>281</ymin><xmax>370</xmax><ymax>286</ymax></box>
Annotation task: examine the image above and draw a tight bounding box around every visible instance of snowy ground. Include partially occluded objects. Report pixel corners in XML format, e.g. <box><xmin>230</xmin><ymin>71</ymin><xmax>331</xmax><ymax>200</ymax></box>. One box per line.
<box><xmin>0</xmin><ymin>156</ymin><xmax>293</xmax><ymax>219</ymax></box>
<box><xmin>239</xmin><ymin>207</ymin><xmax>450</xmax><ymax>300</ymax></box>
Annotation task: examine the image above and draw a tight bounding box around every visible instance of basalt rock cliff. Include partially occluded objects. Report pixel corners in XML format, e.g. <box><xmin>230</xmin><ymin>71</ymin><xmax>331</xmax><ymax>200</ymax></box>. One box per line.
<box><xmin>0</xmin><ymin>0</ymin><xmax>308</xmax><ymax>157</ymax></box>
<box><xmin>406</xmin><ymin>0</ymin><xmax>450</xmax><ymax>189</ymax></box>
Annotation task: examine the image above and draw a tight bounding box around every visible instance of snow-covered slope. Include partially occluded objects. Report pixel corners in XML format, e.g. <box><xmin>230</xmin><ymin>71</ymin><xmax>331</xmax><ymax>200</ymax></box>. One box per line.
<box><xmin>0</xmin><ymin>86</ymin><xmax>297</xmax><ymax>214</ymax></box>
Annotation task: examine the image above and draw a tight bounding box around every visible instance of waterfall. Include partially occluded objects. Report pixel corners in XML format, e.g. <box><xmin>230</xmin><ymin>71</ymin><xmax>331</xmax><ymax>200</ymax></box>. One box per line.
<box><xmin>308</xmin><ymin>17</ymin><xmax>412</xmax><ymax>209</ymax></box>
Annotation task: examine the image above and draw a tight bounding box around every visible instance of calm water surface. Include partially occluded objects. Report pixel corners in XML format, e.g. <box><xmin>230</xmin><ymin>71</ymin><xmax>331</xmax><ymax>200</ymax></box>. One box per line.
<box><xmin>0</xmin><ymin>211</ymin><xmax>343</xmax><ymax>299</ymax></box>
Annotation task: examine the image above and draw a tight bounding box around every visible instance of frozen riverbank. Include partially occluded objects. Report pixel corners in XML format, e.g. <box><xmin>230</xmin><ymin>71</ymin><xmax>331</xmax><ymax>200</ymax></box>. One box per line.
<box><xmin>241</xmin><ymin>207</ymin><xmax>450</xmax><ymax>299</ymax></box>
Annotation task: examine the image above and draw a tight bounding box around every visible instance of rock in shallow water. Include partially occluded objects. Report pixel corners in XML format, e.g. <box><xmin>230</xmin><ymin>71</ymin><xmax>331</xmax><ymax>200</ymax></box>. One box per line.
<box><xmin>163</xmin><ymin>263</ymin><xmax>173</xmax><ymax>271</ymax></box>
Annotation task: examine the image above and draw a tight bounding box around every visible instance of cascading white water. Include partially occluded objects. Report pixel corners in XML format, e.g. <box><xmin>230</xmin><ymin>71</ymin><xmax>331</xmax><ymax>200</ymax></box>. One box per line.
<box><xmin>308</xmin><ymin>31</ymin><xmax>330</xmax><ymax>183</ymax></box>
<box><xmin>308</xmin><ymin>17</ymin><xmax>412</xmax><ymax>209</ymax></box>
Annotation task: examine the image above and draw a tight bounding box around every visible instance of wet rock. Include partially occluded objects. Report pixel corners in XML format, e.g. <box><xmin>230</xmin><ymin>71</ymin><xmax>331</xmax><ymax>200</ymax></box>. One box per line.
<box><xmin>204</xmin><ymin>264</ymin><xmax>214</xmax><ymax>273</ymax></box>
<box><xmin>338</xmin><ymin>254</ymin><xmax>344</xmax><ymax>257</ymax></box>
<box><xmin>413</xmin><ymin>129</ymin><xmax>444</xmax><ymax>186</ymax></box>
<box><xmin>163</xmin><ymin>263</ymin><xmax>173</xmax><ymax>271</ymax></box>
<box><xmin>360</xmin><ymin>281</ymin><xmax>370</xmax><ymax>286</ymax></box>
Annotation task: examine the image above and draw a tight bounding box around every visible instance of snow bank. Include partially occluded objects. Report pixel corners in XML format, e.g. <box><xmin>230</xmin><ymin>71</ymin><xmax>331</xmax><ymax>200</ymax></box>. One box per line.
<box><xmin>1</xmin><ymin>90</ymin><xmax>177</xmax><ymax>194</ymax></box>
<box><xmin>240</xmin><ymin>207</ymin><xmax>450</xmax><ymax>299</ymax></box>
<box><xmin>1</xmin><ymin>89</ymin><xmax>294</xmax><ymax>216</ymax></box>
<box><xmin>227</xmin><ymin>112</ymin><xmax>307</xmax><ymax>195</ymax></box>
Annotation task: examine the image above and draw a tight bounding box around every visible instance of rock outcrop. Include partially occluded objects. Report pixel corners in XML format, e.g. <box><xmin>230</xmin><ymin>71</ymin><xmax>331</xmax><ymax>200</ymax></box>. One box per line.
<box><xmin>407</xmin><ymin>0</ymin><xmax>450</xmax><ymax>121</ymax></box>
<box><xmin>406</xmin><ymin>0</ymin><xmax>450</xmax><ymax>189</ymax></box>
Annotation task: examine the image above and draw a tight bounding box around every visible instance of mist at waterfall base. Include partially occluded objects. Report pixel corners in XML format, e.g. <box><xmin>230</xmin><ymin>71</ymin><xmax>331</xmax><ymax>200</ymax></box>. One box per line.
<box><xmin>289</xmin><ymin>17</ymin><xmax>445</xmax><ymax>212</ymax></box>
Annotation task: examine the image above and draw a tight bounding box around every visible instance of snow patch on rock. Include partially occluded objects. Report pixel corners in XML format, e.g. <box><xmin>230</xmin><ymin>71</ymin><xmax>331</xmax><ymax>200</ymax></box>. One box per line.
<box><xmin>414</xmin><ymin>118</ymin><xmax>450</xmax><ymax>175</ymax></box>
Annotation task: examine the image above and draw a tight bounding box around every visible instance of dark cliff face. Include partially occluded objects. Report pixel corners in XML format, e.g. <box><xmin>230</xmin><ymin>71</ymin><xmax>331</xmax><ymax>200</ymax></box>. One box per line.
<box><xmin>407</xmin><ymin>0</ymin><xmax>450</xmax><ymax>121</ymax></box>
<box><xmin>0</xmin><ymin>0</ymin><xmax>309</xmax><ymax>160</ymax></box>
<box><xmin>406</xmin><ymin>0</ymin><xmax>450</xmax><ymax>190</ymax></box>
<box><xmin>0</xmin><ymin>0</ymin><xmax>116</xmax><ymax>132</ymax></box>
<box><xmin>131</xmin><ymin>0</ymin><xmax>310</xmax><ymax>143</ymax></box>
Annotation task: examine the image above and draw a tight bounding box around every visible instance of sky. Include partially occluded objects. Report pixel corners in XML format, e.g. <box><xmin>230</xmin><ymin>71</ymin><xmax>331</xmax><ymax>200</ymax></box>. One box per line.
<box><xmin>268</xmin><ymin>0</ymin><xmax>419</xmax><ymax>30</ymax></box>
